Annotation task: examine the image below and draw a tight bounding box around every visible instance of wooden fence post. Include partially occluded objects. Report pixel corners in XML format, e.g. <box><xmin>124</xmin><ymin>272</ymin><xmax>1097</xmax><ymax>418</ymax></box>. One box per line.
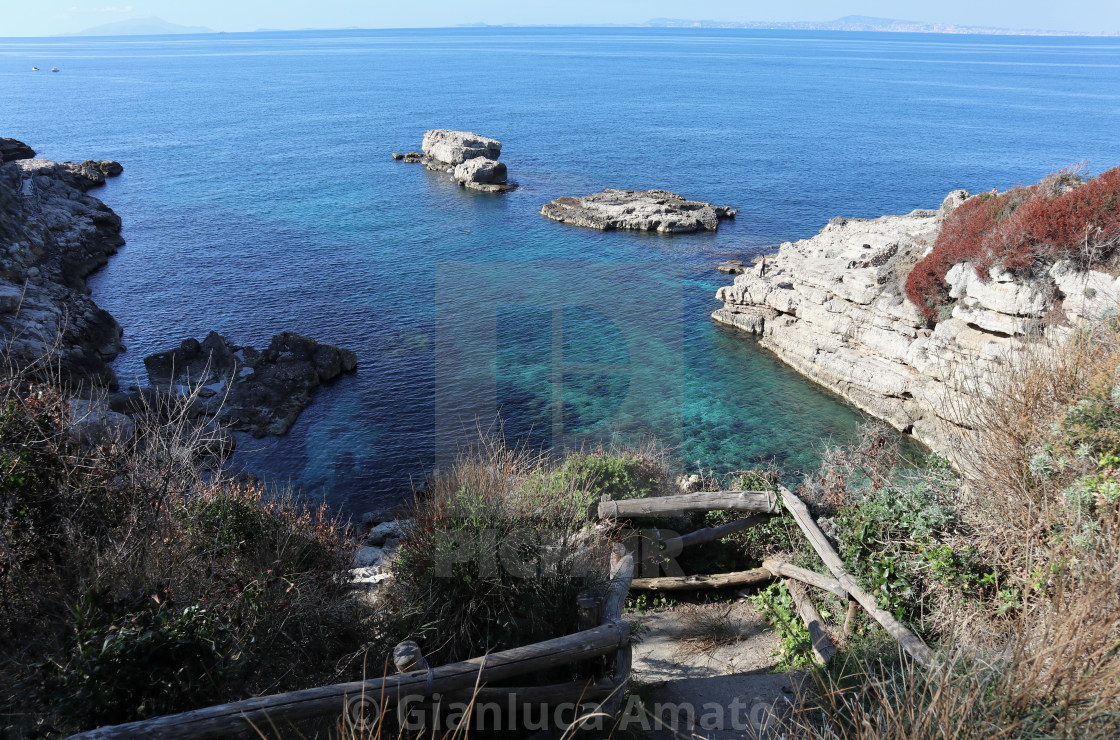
<box><xmin>779</xmin><ymin>487</ymin><xmax>936</xmax><ymax>668</ymax></box>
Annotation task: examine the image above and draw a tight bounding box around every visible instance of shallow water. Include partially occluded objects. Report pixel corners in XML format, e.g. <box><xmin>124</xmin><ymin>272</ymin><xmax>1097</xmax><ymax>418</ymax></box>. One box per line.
<box><xmin>2</xmin><ymin>28</ymin><xmax>1118</xmax><ymax>513</ymax></box>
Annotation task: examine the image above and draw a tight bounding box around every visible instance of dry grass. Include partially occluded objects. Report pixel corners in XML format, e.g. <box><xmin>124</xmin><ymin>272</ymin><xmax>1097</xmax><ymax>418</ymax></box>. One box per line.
<box><xmin>777</xmin><ymin>319</ymin><xmax>1120</xmax><ymax>739</ymax></box>
<box><xmin>0</xmin><ymin>355</ymin><xmax>375</xmax><ymax>736</ymax></box>
<box><xmin>673</xmin><ymin>603</ymin><xmax>745</xmax><ymax>661</ymax></box>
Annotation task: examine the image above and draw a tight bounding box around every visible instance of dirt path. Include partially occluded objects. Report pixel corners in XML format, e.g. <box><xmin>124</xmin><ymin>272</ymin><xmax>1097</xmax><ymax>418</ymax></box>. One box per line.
<box><xmin>624</xmin><ymin>599</ymin><xmax>796</xmax><ymax>739</ymax></box>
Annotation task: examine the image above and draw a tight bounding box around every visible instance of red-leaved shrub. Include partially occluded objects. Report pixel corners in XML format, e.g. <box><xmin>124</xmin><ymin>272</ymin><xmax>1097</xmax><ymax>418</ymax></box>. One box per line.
<box><xmin>906</xmin><ymin>165</ymin><xmax>1120</xmax><ymax>323</ymax></box>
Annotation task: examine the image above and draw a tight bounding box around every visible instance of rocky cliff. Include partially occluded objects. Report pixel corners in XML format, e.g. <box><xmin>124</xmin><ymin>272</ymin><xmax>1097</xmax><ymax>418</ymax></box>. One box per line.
<box><xmin>712</xmin><ymin>191</ymin><xmax>1120</xmax><ymax>458</ymax></box>
<box><xmin>1</xmin><ymin>139</ymin><xmax>357</xmax><ymax>446</ymax></box>
<box><xmin>0</xmin><ymin>150</ymin><xmax>127</xmax><ymax>388</ymax></box>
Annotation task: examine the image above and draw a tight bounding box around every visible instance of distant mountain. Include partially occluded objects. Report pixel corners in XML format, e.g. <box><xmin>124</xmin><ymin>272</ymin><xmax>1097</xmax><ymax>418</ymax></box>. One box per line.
<box><xmin>643</xmin><ymin>15</ymin><xmax>1111</xmax><ymax>36</ymax></box>
<box><xmin>63</xmin><ymin>17</ymin><xmax>215</xmax><ymax>37</ymax></box>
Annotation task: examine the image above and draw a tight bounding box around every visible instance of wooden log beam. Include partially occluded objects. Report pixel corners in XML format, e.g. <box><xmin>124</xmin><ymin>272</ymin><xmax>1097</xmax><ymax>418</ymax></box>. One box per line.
<box><xmin>597</xmin><ymin>490</ymin><xmax>778</xmax><ymax>519</ymax></box>
<box><xmin>779</xmin><ymin>487</ymin><xmax>936</xmax><ymax>668</ymax></box>
<box><xmin>66</xmin><ymin>623</ymin><xmax>631</xmax><ymax>740</ymax></box>
<box><xmin>392</xmin><ymin>641</ymin><xmax>428</xmax><ymax>673</ymax></box>
<box><xmin>841</xmin><ymin>597</ymin><xmax>858</xmax><ymax>643</ymax></box>
<box><xmin>661</xmin><ymin>516</ymin><xmax>767</xmax><ymax>551</ymax></box>
<box><xmin>762</xmin><ymin>559</ymin><xmax>848</xmax><ymax>599</ymax></box>
<box><xmin>784</xmin><ymin>579</ymin><xmax>836</xmax><ymax>666</ymax></box>
<box><xmin>630</xmin><ymin>567</ymin><xmax>772</xmax><ymax>591</ymax></box>
<box><xmin>602</xmin><ymin>543</ymin><xmax>634</xmax><ymax>622</ymax></box>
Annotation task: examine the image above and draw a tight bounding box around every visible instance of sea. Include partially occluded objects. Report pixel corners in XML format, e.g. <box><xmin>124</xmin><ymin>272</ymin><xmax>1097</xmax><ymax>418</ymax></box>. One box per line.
<box><xmin>2</xmin><ymin>28</ymin><xmax>1118</xmax><ymax>514</ymax></box>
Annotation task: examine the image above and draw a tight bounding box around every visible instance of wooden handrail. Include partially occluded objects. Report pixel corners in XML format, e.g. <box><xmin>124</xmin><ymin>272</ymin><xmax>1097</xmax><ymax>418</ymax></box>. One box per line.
<box><xmin>785</xmin><ymin>579</ymin><xmax>836</xmax><ymax>665</ymax></box>
<box><xmin>660</xmin><ymin>515</ymin><xmax>767</xmax><ymax>551</ymax></box>
<box><xmin>598</xmin><ymin>490</ymin><xmax>778</xmax><ymax>519</ymax></box>
<box><xmin>631</xmin><ymin>568</ymin><xmax>772</xmax><ymax>591</ymax></box>
<box><xmin>762</xmin><ymin>559</ymin><xmax>848</xmax><ymax>599</ymax></box>
<box><xmin>67</xmin><ymin>622</ymin><xmax>630</xmax><ymax>740</ymax></box>
<box><xmin>778</xmin><ymin>487</ymin><xmax>937</xmax><ymax>668</ymax></box>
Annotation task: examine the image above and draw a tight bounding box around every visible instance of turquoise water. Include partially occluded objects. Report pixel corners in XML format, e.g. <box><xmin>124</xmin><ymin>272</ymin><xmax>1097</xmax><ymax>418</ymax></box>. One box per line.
<box><xmin>2</xmin><ymin>29</ymin><xmax>1119</xmax><ymax>512</ymax></box>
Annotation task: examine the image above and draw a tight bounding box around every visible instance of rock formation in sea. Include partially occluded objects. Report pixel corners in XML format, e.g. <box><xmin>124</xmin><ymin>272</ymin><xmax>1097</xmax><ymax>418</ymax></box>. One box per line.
<box><xmin>140</xmin><ymin>331</ymin><xmax>358</xmax><ymax>437</ymax></box>
<box><xmin>1</xmin><ymin>138</ymin><xmax>36</xmax><ymax>162</ymax></box>
<box><xmin>394</xmin><ymin>129</ymin><xmax>514</xmax><ymax>192</ymax></box>
<box><xmin>0</xmin><ymin>142</ymin><xmax>127</xmax><ymax>388</ymax></box>
<box><xmin>712</xmin><ymin>189</ymin><xmax>1120</xmax><ymax>458</ymax></box>
<box><xmin>1</xmin><ymin>137</ymin><xmax>359</xmax><ymax>448</ymax></box>
<box><xmin>540</xmin><ymin>189</ymin><xmax>738</xmax><ymax>233</ymax></box>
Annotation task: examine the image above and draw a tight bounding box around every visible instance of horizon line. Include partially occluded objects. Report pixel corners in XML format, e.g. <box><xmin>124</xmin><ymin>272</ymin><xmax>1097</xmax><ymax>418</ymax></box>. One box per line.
<box><xmin>5</xmin><ymin>23</ymin><xmax>1119</xmax><ymax>40</ymax></box>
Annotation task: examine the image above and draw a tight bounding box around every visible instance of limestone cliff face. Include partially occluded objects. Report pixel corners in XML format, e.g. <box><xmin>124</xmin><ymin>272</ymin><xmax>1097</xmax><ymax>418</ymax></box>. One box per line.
<box><xmin>712</xmin><ymin>192</ymin><xmax>1120</xmax><ymax>458</ymax></box>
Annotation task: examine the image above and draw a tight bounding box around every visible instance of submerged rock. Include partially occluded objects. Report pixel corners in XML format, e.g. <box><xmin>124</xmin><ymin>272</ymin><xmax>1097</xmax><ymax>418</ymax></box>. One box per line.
<box><xmin>392</xmin><ymin>151</ymin><xmax>423</xmax><ymax>163</ymax></box>
<box><xmin>143</xmin><ymin>331</ymin><xmax>358</xmax><ymax>437</ymax></box>
<box><xmin>541</xmin><ymin>189</ymin><xmax>738</xmax><ymax>233</ymax></box>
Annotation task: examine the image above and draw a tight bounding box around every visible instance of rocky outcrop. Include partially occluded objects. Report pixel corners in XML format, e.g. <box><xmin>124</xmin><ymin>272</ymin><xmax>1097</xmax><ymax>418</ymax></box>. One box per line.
<box><xmin>142</xmin><ymin>331</ymin><xmax>358</xmax><ymax>437</ymax></box>
<box><xmin>541</xmin><ymin>189</ymin><xmax>738</xmax><ymax>233</ymax></box>
<box><xmin>395</xmin><ymin>130</ymin><xmax>515</xmax><ymax>192</ymax></box>
<box><xmin>453</xmin><ymin>156</ymin><xmax>507</xmax><ymax>185</ymax></box>
<box><xmin>0</xmin><ymin>153</ymin><xmax>126</xmax><ymax>388</ymax></box>
<box><xmin>1</xmin><ymin>138</ymin><xmax>35</xmax><ymax>163</ymax></box>
<box><xmin>422</xmin><ymin>129</ymin><xmax>501</xmax><ymax>165</ymax></box>
<box><xmin>712</xmin><ymin>191</ymin><xmax>1120</xmax><ymax>459</ymax></box>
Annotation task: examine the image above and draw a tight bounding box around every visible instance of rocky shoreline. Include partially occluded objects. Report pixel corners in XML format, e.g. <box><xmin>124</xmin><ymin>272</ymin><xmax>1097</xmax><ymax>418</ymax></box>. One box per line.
<box><xmin>712</xmin><ymin>190</ymin><xmax>1120</xmax><ymax>458</ymax></box>
<box><xmin>541</xmin><ymin>189</ymin><xmax>737</xmax><ymax>233</ymax></box>
<box><xmin>0</xmin><ymin>138</ymin><xmax>357</xmax><ymax>450</ymax></box>
<box><xmin>0</xmin><ymin>143</ymin><xmax>129</xmax><ymax>388</ymax></box>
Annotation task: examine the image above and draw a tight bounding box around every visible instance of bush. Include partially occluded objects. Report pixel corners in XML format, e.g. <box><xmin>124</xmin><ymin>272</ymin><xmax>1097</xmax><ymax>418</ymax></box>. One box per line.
<box><xmin>0</xmin><ymin>373</ymin><xmax>375</xmax><ymax>737</ymax></box>
<box><xmin>380</xmin><ymin>438</ymin><xmax>623</xmax><ymax>669</ymax></box>
<box><xmin>905</xmin><ymin>165</ymin><xmax>1120</xmax><ymax>323</ymax></box>
<box><xmin>774</xmin><ymin>325</ymin><xmax>1120</xmax><ymax>739</ymax></box>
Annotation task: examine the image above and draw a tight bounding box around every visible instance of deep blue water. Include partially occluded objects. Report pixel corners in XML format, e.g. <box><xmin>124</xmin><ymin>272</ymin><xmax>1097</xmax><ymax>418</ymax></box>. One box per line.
<box><xmin>2</xmin><ymin>28</ymin><xmax>1119</xmax><ymax>513</ymax></box>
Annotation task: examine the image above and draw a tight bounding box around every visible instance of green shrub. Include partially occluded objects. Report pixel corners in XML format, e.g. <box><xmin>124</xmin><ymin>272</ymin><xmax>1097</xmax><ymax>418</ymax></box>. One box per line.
<box><xmin>382</xmin><ymin>439</ymin><xmax>616</xmax><ymax>668</ymax></box>
<box><xmin>0</xmin><ymin>376</ymin><xmax>374</xmax><ymax>737</ymax></box>
<box><xmin>49</xmin><ymin>598</ymin><xmax>245</xmax><ymax>728</ymax></box>
<box><xmin>749</xmin><ymin>581</ymin><xmax>816</xmax><ymax>670</ymax></box>
<box><xmin>552</xmin><ymin>450</ymin><xmax>664</xmax><ymax>501</ymax></box>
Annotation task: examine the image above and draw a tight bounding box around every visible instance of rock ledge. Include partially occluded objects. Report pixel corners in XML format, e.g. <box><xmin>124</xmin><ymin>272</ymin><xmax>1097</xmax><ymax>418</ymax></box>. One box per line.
<box><xmin>541</xmin><ymin>189</ymin><xmax>737</xmax><ymax>233</ymax></box>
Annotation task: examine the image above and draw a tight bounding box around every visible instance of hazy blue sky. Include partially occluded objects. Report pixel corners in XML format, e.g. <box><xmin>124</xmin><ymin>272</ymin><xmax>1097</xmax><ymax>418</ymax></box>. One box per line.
<box><xmin>3</xmin><ymin>0</ymin><xmax>1118</xmax><ymax>37</ymax></box>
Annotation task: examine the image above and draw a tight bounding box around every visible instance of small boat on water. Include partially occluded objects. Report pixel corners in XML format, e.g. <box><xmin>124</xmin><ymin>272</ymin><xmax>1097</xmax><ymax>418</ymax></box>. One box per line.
<box><xmin>31</xmin><ymin>66</ymin><xmax>39</xmax><ymax>71</ymax></box>
<box><xmin>51</xmin><ymin>67</ymin><xmax>59</xmax><ymax>72</ymax></box>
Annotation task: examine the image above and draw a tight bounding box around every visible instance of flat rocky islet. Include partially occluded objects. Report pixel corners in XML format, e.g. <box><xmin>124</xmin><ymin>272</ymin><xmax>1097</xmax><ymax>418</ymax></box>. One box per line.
<box><xmin>540</xmin><ymin>188</ymin><xmax>738</xmax><ymax>233</ymax></box>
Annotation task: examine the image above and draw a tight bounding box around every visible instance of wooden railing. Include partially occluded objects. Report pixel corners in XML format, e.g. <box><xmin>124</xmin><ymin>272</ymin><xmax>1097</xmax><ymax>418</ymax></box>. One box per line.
<box><xmin>68</xmin><ymin>485</ymin><xmax>935</xmax><ymax>738</ymax></box>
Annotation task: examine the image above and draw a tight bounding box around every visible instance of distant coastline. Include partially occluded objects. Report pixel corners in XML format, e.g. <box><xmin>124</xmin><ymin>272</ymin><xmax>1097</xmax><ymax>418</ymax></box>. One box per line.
<box><xmin>30</xmin><ymin>14</ymin><xmax>1118</xmax><ymax>39</ymax></box>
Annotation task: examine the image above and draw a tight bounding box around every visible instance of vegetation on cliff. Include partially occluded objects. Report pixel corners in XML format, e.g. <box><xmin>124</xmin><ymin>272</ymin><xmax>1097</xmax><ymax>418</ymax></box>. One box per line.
<box><xmin>0</xmin><ymin>374</ymin><xmax>377</xmax><ymax>736</ymax></box>
<box><xmin>767</xmin><ymin>319</ymin><xmax>1120</xmax><ymax>738</ymax></box>
<box><xmin>906</xmin><ymin>164</ymin><xmax>1120</xmax><ymax>322</ymax></box>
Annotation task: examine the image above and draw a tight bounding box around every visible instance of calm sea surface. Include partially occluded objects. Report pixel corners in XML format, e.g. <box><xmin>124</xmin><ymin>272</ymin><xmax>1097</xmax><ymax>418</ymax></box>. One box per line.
<box><xmin>2</xmin><ymin>28</ymin><xmax>1119</xmax><ymax>512</ymax></box>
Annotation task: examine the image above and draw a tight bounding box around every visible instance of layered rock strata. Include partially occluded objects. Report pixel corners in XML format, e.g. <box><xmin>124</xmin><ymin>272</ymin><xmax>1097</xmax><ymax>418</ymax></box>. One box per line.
<box><xmin>712</xmin><ymin>191</ymin><xmax>1120</xmax><ymax>458</ymax></box>
<box><xmin>541</xmin><ymin>189</ymin><xmax>738</xmax><ymax>233</ymax></box>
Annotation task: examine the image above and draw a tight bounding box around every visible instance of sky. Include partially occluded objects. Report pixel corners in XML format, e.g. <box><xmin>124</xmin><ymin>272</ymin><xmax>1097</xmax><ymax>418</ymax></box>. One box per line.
<box><xmin>1</xmin><ymin>0</ymin><xmax>1118</xmax><ymax>37</ymax></box>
